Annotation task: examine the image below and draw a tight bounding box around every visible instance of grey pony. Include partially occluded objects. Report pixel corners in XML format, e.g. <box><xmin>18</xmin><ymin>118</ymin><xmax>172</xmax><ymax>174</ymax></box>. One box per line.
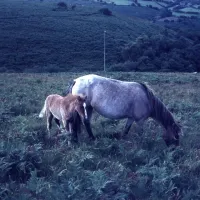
<box><xmin>68</xmin><ymin>74</ymin><xmax>181</xmax><ymax>146</ymax></box>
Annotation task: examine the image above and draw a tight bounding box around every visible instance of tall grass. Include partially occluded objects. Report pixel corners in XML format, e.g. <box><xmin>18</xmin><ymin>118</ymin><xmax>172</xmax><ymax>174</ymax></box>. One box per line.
<box><xmin>0</xmin><ymin>72</ymin><xmax>200</xmax><ymax>199</ymax></box>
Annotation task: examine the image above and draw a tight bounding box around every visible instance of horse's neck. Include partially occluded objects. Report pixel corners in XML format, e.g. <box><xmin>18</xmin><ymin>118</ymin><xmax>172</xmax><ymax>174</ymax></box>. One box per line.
<box><xmin>151</xmin><ymin>98</ymin><xmax>175</xmax><ymax>129</ymax></box>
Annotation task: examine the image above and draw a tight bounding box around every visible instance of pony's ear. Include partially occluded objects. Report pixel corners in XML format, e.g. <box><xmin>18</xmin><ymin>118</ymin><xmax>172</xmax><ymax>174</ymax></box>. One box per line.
<box><xmin>82</xmin><ymin>95</ymin><xmax>87</xmax><ymax>101</ymax></box>
<box><xmin>78</xmin><ymin>95</ymin><xmax>87</xmax><ymax>101</ymax></box>
<box><xmin>77</xmin><ymin>96</ymin><xmax>82</xmax><ymax>101</ymax></box>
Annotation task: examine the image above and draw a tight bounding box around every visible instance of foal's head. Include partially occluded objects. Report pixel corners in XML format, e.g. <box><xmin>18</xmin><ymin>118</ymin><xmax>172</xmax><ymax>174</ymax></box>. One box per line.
<box><xmin>73</xmin><ymin>95</ymin><xmax>87</xmax><ymax>120</ymax></box>
<box><xmin>163</xmin><ymin>122</ymin><xmax>181</xmax><ymax>147</ymax></box>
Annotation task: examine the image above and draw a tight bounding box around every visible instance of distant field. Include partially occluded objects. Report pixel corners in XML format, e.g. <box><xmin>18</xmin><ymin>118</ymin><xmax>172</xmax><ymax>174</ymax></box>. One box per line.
<box><xmin>1</xmin><ymin>72</ymin><xmax>200</xmax><ymax>199</ymax></box>
<box><xmin>98</xmin><ymin>0</ymin><xmax>165</xmax><ymax>8</ymax></box>
<box><xmin>180</xmin><ymin>7</ymin><xmax>200</xmax><ymax>13</ymax></box>
<box><xmin>98</xmin><ymin>0</ymin><xmax>132</xmax><ymax>5</ymax></box>
<box><xmin>138</xmin><ymin>0</ymin><xmax>163</xmax><ymax>8</ymax></box>
<box><xmin>173</xmin><ymin>11</ymin><xmax>200</xmax><ymax>17</ymax></box>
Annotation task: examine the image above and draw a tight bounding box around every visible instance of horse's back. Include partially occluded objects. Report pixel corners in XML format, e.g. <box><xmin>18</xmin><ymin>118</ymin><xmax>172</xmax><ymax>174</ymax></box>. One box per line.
<box><xmin>46</xmin><ymin>94</ymin><xmax>62</xmax><ymax>106</ymax></box>
<box><xmin>44</xmin><ymin>94</ymin><xmax>63</xmax><ymax>119</ymax></box>
<box><xmin>72</xmin><ymin>74</ymin><xmax>151</xmax><ymax>120</ymax></box>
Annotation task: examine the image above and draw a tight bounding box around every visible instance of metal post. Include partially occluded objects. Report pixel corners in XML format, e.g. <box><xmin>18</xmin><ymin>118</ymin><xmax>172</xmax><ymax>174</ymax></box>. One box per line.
<box><xmin>104</xmin><ymin>30</ymin><xmax>106</xmax><ymax>72</ymax></box>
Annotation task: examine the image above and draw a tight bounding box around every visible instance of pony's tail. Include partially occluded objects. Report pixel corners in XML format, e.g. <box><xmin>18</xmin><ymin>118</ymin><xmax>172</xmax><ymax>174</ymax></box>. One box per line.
<box><xmin>39</xmin><ymin>101</ymin><xmax>46</xmax><ymax>118</ymax></box>
<box><xmin>65</xmin><ymin>80</ymin><xmax>76</xmax><ymax>95</ymax></box>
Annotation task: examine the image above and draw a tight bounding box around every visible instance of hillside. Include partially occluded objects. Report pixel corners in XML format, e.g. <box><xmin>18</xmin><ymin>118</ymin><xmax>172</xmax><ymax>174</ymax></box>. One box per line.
<box><xmin>0</xmin><ymin>0</ymin><xmax>166</xmax><ymax>72</ymax></box>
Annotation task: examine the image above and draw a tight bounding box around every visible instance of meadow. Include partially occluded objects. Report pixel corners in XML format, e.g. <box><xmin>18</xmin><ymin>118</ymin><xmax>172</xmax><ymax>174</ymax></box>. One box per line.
<box><xmin>1</xmin><ymin>72</ymin><xmax>200</xmax><ymax>200</ymax></box>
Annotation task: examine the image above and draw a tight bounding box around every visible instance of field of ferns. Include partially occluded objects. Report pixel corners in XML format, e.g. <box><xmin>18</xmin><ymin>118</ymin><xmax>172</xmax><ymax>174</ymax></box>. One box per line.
<box><xmin>0</xmin><ymin>72</ymin><xmax>200</xmax><ymax>200</ymax></box>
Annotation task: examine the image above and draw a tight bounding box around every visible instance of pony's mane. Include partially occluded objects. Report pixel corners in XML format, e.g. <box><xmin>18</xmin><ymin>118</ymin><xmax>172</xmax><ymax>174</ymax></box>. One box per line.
<box><xmin>140</xmin><ymin>83</ymin><xmax>176</xmax><ymax>129</ymax></box>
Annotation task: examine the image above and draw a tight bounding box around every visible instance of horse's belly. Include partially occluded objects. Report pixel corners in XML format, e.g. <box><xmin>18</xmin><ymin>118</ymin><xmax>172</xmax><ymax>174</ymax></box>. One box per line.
<box><xmin>93</xmin><ymin>104</ymin><xmax>128</xmax><ymax>119</ymax></box>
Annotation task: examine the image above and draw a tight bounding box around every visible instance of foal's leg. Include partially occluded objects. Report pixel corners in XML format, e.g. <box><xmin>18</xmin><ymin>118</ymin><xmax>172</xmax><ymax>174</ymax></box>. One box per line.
<box><xmin>65</xmin><ymin>122</ymin><xmax>73</xmax><ymax>146</ymax></box>
<box><xmin>54</xmin><ymin>118</ymin><xmax>60</xmax><ymax>129</ymax></box>
<box><xmin>122</xmin><ymin>118</ymin><xmax>134</xmax><ymax>137</ymax></box>
<box><xmin>66</xmin><ymin>120</ymin><xmax>70</xmax><ymax>132</ymax></box>
<box><xmin>46</xmin><ymin>112</ymin><xmax>53</xmax><ymax>137</ymax></box>
<box><xmin>54</xmin><ymin>118</ymin><xmax>62</xmax><ymax>135</ymax></box>
<box><xmin>70</xmin><ymin>122</ymin><xmax>78</xmax><ymax>143</ymax></box>
<box><xmin>62</xmin><ymin>118</ymin><xmax>68</xmax><ymax>133</ymax></box>
<box><xmin>83</xmin><ymin>106</ymin><xmax>95</xmax><ymax>140</ymax></box>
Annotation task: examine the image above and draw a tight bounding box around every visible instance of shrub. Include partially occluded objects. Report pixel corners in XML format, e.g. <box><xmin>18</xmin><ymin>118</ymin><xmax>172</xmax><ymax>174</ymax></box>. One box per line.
<box><xmin>117</xmin><ymin>34</ymin><xmax>200</xmax><ymax>72</ymax></box>
<box><xmin>109</xmin><ymin>61</ymin><xmax>138</xmax><ymax>71</ymax></box>
<box><xmin>99</xmin><ymin>8</ymin><xmax>112</xmax><ymax>16</ymax></box>
<box><xmin>71</xmin><ymin>4</ymin><xmax>76</xmax><ymax>11</ymax></box>
<box><xmin>160</xmin><ymin>8</ymin><xmax>172</xmax><ymax>18</ymax></box>
<box><xmin>57</xmin><ymin>2</ymin><xmax>68</xmax><ymax>10</ymax></box>
<box><xmin>57</xmin><ymin>2</ymin><xmax>67</xmax><ymax>8</ymax></box>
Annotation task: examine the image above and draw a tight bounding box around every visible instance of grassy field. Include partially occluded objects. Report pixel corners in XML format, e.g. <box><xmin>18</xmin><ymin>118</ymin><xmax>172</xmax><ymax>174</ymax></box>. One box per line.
<box><xmin>1</xmin><ymin>72</ymin><xmax>200</xmax><ymax>200</ymax></box>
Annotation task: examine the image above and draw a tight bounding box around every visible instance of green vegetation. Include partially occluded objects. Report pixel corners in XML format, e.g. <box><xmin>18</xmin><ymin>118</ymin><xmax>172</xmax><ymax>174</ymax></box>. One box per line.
<box><xmin>110</xmin><ymin>33</ymin><xmax>200</xmax><ymax>72</ymax></box>
<box><xmin>1</xmin><ymin>72</ymin><xmax>200</xmax><ymax>199</ymax></box>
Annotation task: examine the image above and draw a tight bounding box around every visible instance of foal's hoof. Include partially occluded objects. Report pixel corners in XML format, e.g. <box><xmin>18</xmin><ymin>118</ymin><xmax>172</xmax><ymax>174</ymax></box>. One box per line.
<box><xmin>89</xmin><ymin>136</ymin><xmax>96</xmax><ymax>141</ymax></box>
<box><xmin>121</xmin><ymin>134</ymin><xmax>127</xmax><ymax>140</ymax></box>
<box><xmin>71</xmin><ymin>137</ymin><xmax>79</xmax><ymax>144</ymax></box>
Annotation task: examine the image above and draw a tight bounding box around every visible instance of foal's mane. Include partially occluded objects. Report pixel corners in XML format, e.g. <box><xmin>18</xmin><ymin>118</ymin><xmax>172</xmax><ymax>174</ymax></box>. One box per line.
<box><xmin>140</xmin><ymin>83</ymin><xmax>176</xmax><ymax>130</ymax></box>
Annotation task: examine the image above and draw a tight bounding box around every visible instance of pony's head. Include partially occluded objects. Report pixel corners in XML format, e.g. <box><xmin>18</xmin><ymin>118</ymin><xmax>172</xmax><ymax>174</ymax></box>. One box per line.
<box><xmin>163</xmin><ymin>122</ymin><xmax>181</xmax><ymax>147</ymax></box>
<box><xmin>74</xmin><ymin>95</ymin><xmax>87</xmax><ymax>121</ymax></box>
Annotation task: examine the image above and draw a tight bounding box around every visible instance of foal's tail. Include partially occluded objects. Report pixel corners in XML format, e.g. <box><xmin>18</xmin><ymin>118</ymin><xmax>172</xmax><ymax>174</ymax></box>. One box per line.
<box><xmin>39</xmin><ymin>101</ymin><xmax>46</xmax><ymax>118</ymax></box>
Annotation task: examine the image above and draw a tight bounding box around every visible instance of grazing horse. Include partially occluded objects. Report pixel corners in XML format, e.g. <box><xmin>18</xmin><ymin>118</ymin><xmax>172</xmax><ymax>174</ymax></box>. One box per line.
<box><xmin>39</xmin><ymin>94</ymin><xmax>87</xmax><ymax>142</ymax></box>
<box><xmin>68</xmin><ymin>74</ymin><xmax>181</xmax><ymax>146</ymax></box>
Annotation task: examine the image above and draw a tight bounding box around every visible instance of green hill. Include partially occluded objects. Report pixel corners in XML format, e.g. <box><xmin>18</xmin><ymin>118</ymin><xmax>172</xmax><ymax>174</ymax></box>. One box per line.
<box><xmin>0</xmin><ymin>0</ymin><xmax>165</xmax><ymax>72</ymax></box>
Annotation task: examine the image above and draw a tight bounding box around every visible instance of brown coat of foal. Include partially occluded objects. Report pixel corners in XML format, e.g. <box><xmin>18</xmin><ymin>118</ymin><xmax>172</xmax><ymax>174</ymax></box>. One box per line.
<box><xmin>39</xmin><ymin>94</ymin><xmax>87</xmax><ymax>141</ymax></box>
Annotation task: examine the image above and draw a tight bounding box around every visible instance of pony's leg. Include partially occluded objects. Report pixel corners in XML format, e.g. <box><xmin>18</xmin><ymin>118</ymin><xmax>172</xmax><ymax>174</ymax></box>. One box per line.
<box><xmin>83</xmin><ymin>106</ymin><xmax>95</xmax><ymax>140</ymax></box>
<box><xmin>122</xmin><ymin>118</ymin><xmax>134</xmax><ymax>136</ymax></box>
<box><xmin>136</xmin><ymin>120</ymin><xmax>145</xmax><ymax>136</ymax></box>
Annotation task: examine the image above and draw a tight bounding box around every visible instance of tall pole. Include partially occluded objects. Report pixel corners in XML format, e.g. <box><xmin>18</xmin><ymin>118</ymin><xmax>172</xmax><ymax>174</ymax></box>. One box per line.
<box><xmin>104</xmin><ymin>30</ymin><xmax>106</xmax><ymax>72</ymax></box>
